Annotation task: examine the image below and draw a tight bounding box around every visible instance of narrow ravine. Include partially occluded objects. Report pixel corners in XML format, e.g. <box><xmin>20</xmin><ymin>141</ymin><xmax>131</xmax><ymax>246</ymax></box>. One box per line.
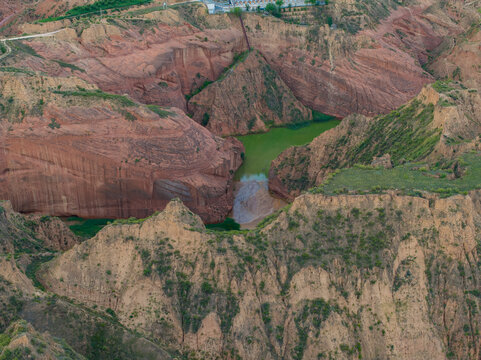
<box><xmin>232</xmin><ymin>119</ymin><xmax>339</xmax><ymax>227</ymax></box>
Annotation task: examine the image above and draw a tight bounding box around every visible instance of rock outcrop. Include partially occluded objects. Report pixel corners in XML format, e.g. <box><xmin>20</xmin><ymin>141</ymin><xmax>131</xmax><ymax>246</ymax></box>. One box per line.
<box><xmin>430</xmin><ymin>21</ymin><xmax>481</xmax><ymax>91</ymax></box>
<box><xmin>39</xmin><ymin>193</ymin><xmax>481</xmax><ymax>359</ymax></box>
<box><xmin>1</xmin><ymin>3</ymin><xmax>481</xmax><ymax>360</ymax></box>
<box><xmin>269</xmin><ymin>84</ymin><xmax>481</xmax><ymax>199</ymax></box>
<box><xmin>187</xmin><ymin>51</ymin><xmax>311</xmax><ymax>136</ymax></box>
<box><xmin>0</xmin><ymin>200</ymin><xmax>172</xmax><ymax>360</ymax></box>
<box><xmin>0</xmin><ymin>320</ymin><xmax>86</xmax><ymax>360</ymax></box>
<box><xmin>0</xmin><ymin>72</ymin><xmax>243</xmax><ymax>223</ymax></box>
<box><xmin>17</xmin><ymin>0</ymin><xmax>458</xmax><ymax>121</ymax></box>
<box><xmin>243</xmin><ymin>1</ymin><xmax>454</xmax><ymax>117</ymax></box>
<box><xmin>21</xmin><ymin>7</ymin><xmax>246</xmax><ymax>112</ymax></box>
<box><xmin>371</xmin><ymin>153</ymin><xmax>393</xmax><ymax>169</ymax></box>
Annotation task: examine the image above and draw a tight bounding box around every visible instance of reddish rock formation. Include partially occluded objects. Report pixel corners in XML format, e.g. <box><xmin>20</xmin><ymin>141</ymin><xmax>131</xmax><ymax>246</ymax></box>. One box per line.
<box><xmin>244</xmin><ymin>3</ymin><xmax>456</xmax><ymax>118</ymax></box>
<box><xmin>0</xmin><ymin>73</ymin><xmax>243</xmax><ymax>223</ymax></box>
<box><xmin>430</xmin><ymin>22</ymin><xmax>481</xmax><ymax>90</ymax></box>
<box><xmin>187</xmin><ymin>51</ymin><xmax>311</xmax><ymax>136</ymax></box>
<box><xmin>23</xmin><ymin>9</ymin><xmax>246</xmax><ymax>112</ymax></box>
<box><xmin>268</xmin><ymin>114</ymin><xmax>372</xmax><ymax>200</ymax></box>
<box><xmin>0</xmin><ymin>0</ymin><xmax>23</xmax><ymax>32</ymax></box>
<box><xmin>24</xmin><ymin>214</ymin><xmax>79</xmax><ymax>251</ymax></box>
<box><xmin>20</xmin><ymin>1</ymin><xmax>454</xmax><ymax>121</ymax></box>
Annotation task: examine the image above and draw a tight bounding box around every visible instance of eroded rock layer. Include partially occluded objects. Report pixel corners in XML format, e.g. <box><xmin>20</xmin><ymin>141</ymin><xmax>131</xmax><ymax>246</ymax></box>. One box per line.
<box><xmin>243</xmin><ymin>2</ymin><xmax>453</xmax><ymax>117</ymax></box>
<box><xmin>269</xmin><ymin>84</ymin><xmax>481</xmax><ymax>199</ymax></box>
<box><xmin>0</xmin><ymin>73</ymin><xmax>243</xmax><ymax>222</ymax></box>
<box><xmin>188</xmin><ymin>51</ymin><xmax>311</xmax><ymax>136</ymax></box>
<box><xmin>21</xmin><ymin>8</ymin><xmax>246</xmax><ymax>112</ymax></box>
<box><xmin>16</xmin><ymin>0</ymin><xmax>457</xmax><ymax>120</ymax></box>
<box><xmin>39</xmin><ymin>194</ymin><xmax>481</xmax><ymax>359</ymax></box>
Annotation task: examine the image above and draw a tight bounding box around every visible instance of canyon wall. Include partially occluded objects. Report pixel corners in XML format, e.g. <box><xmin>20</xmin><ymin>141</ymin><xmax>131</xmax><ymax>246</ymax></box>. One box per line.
<box><xmin>21</xmin><ymin>8</ymin><xmax>246</xmax><ymax>112</ymax></box>
<box><xmin>19</xmin><ymin>0</ymin><xmax>457</xmax><ymax>121</ymax></box>
<box><xmin>242</xmin><ymin>2</ymin><xmax>453</xmax><ymax>117</ymax></box>
<box><xmin>0</xmin><ymin>73</ymin><xmax>243</xmax><ymax>223</ymax></box>
<box><xmin>187</xmin><ymin>50</ymin><xmax>311</xmax><ymax>136</ymax></box>
<box><xmin>39</xmin><ymin>193</ymin><xmax>481</xmax><ymax>359</ymax></box>
<box><xmin>269</xmin><ymin>84</ymin><xmax>481</xmax><ymax>199</ymax></box>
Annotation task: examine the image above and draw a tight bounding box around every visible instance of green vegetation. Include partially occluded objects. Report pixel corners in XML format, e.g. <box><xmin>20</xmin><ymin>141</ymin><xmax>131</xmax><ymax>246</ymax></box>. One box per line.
<box><xmin>265</xmin><ymin>3</ymin><xmax>281</xmax><ymax>17</ymax></box>
<box><xmin>0</xmin><ymin>67</ymin><xmax>35</xmax><ymax>75</ymax></box>
<box><xmin>146</xmin><ymin>104</ymin><xmax>173</xmax><ymax>118</ymax></box>
<box><xmin>137</xmin><ymin>237</ymin><xmax>240</xmax><ymax>335</ymax></box>
<box><xmin>52</xmin><ymin>60</ymin><xmax>85</xmax><ymax>73</ymax></box>
<box><xmin>273</xmin><ymin>96</ymin><xmax>447</xmax><ymax>195</ymax></box>
<box><xmin>230</xmin><ymin>7</ymin><xmax>243</xmax><ymax>17</ymax></box>
<box><xmin>171</xmin><ymin>2</ymin><xmax>209</xmax><ymax>29</ymax></box>
<box><xmin>315</xmin><ymin>152</ymin><xmax>481</xmax><ymax>197</ymax></box>
<box><xmin>312</xmin><ymin>110</ymin><xmax>336</xmax><ymax>122</ymax></box>
<box><xmin>65</xmin><ymin>211</ymin><xmax>162</xmax><ymax>239</ymax></box>
<box><xmin>48</xmin><ymin>118</ymin><xmax>60</xmax><ymax>129</ymax></box>
<box><xmin>30</xmin><ymin>296</ymin><xmax>163</xmax><ymax>360</ymax></box>
<box><xmin>127</xmin><ymin>5</ymin><xmax>166</xmax><ymax>16</ymax></box>
<box><xmin>186</xmin><ymin>50</ymin><xmax>250</xmax><ymax>101</ymax></box>
<box><xmin>218</xmin><ymin>50</ymin><xmax>250</xmax><ymax>82</ymax></box>
<box><xmin>53</xmin><ymin>88</ymin><xmax>136</xmax><ymax>107</ymax></box>
<box><xmin>201</xmin><ymin>112</ymin><xmax>210</xmax><ymax>126</ymax></box>
<box><xmin>10</xmin><ymin>41</ymin><xmax>43</xmax><ymax>58</ymax></box>
<box><xmin>206</xmin><ymin>218</ymin><xmax>241</xmax><ymax>231</ymax></box>
<box><xmin>121</xmin><ymin>110</ymin><xmax>136</xmax><ymax>121</ymax></box>
<box><xmin>65</xmin><ymin>0</ymin><xmax>151</xmax><ymax>16</ymax></box>
<box><xmin>25</xmin><ymin>255</ymin><xmax>54</xmax><ymax>291</ymax></box>
<box><xmin>343</xmin><ymin>99</ymin><xmax>439</xmax><ymax>167</ymax></box>
<box><xmin>111</xmin><ymin>212</ymin><xmax>159</xmax><ymax>225</ymax></box>
<box><xmin>65</xmin><ymin>217</ymin><xmax>113</xmax><ymax>238</ymax></box>
<box><xmin>39</xmin><ymin>0</ymin><xmax>152</xmax><ymax>22</ymax></box>
<box><xmin>0</xmin><ymin>322</ymin><xmax>29</xmax><ymax>356</ymax></box>
<box><xmin>235</xmin><ymin>119</ymin><xmax>339</xmax><ymax>179</ymax></box>
<box><xmin>261</xmin><ymin>63</ymin><xmax>289</xmax><ymax>121</ymax></box>
<box><xmin>195</xmin><ymin>199</ymin><xmax>401</xmax><ymax>353</ymax></box>
<box><xmin>185</xmin><ymin>80</ymin><xmax>212</xmax><ymax>101</ymax></box>
<box><xmin>432</xmin><ymin>80</ymin><xmax>456</xmax><ymax>93</ymax></box>
<box><xmin>294</xmin><ymin>299</ymin><xmax>340</xmax><ymax>359</ymax></box>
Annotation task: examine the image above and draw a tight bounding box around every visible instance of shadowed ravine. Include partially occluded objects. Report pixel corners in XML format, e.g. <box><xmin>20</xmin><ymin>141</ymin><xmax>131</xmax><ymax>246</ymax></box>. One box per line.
<box><xmin>232</xmin><ymin>174</ymin><xmax>286</xmax><ymax>227</ymax></box>
<box><xmin>231</xmin><ymin>120</ymin><xmax>339</xmax><ymax>226</ymax></box>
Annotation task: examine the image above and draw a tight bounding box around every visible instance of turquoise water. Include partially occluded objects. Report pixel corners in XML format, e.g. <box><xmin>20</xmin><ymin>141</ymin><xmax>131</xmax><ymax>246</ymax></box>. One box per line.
<box><xmin>235</xmin><ymin>120</ymin><xmax>340</xmax><ymax>179</ymax></box>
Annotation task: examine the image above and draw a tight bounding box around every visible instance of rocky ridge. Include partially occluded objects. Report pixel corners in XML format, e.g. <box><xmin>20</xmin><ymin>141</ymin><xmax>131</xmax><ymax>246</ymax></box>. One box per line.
<box><xmin>0</xmin><ymin>200</ymin><xmax>172</xmax><ymax>359</ymax></box>
<box><xmin>0</xmin><ymin>320</ymin><xmax>86</xmax><ymax>360</ymax></box>
<box><xmin>0</xmin><ymin>72</ymin><xmax>243</xmax><ymax>223</ymax></box>
<box><xmin>188</xmin><ymin>50</ymin><xmax>312</xmax><ymax>136</ymax></box>
<box><xmin>12</xmin><ymin>0</ymin><xmax>457</xmax><ymax>120</ymax></box>
<box><xmin>38</xmin><ymin>193</ymin><xmax>481</xmax><ymax>359</ymax></box>
<box><xmin>18</xmin><ymin>6</ymin><xmax>246</xmax><ymax>112</ymax></box>
<box><xmin>269</xmin><ymin>83</ymin><xmax>481</xmax><ymax>200</ymax></box>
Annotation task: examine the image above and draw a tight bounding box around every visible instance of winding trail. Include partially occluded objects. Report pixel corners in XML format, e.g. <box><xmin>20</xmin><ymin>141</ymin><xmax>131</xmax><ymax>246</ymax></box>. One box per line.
<box><xmin>0</xmin><ymin>29</ymin><xmax>63</xmax><ymax>42</ymax></box>
<box><xmin>0</xmin><ymin>41</ymin><xmax>11</xmax><ymax>61</ymax></box>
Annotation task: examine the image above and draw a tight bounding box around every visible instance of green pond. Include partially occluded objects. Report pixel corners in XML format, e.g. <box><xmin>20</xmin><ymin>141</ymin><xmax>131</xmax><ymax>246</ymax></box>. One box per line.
<box><xmin>235</xmin><ymin>119</ymin><xmax>340</xmax><ymax>180</ymax></box>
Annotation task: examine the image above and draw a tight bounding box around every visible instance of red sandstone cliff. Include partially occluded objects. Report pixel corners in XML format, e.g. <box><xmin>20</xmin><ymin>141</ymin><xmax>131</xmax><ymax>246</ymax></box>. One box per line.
<box><xmin>18</xmin><ymin>1</ymin><xmax>455</xmax><ymax>121</ymax></box>
<box><xmin>187</xmin><ymin>50</ymin><xmax>311</xmax><ymax>136</ymax></box>
<box><xmin>0</xmin><ymin>73</ymin><xmax>243</xmax><ymax>223</ymax></box>
<box><xmin>21</xmin><ymin>8</ymin><xmax>246</xmax><ymax>112</ymax></box>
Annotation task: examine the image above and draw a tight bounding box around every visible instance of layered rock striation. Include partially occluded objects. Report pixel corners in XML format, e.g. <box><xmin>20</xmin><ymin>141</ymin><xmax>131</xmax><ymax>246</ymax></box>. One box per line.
<box><xmin>0</xmin><ymin>73</ymin><xmax>243</xmax><ymax>222</ymax></box>
<box><xmin>187</xmin><ymin>51</ymin><xmax>311</xmax><ymax>136</ymax></box>
<box><xmin>39</xmin><ymin>193</ymin><xmax>481</xmax><ymax>359</ymax></box>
